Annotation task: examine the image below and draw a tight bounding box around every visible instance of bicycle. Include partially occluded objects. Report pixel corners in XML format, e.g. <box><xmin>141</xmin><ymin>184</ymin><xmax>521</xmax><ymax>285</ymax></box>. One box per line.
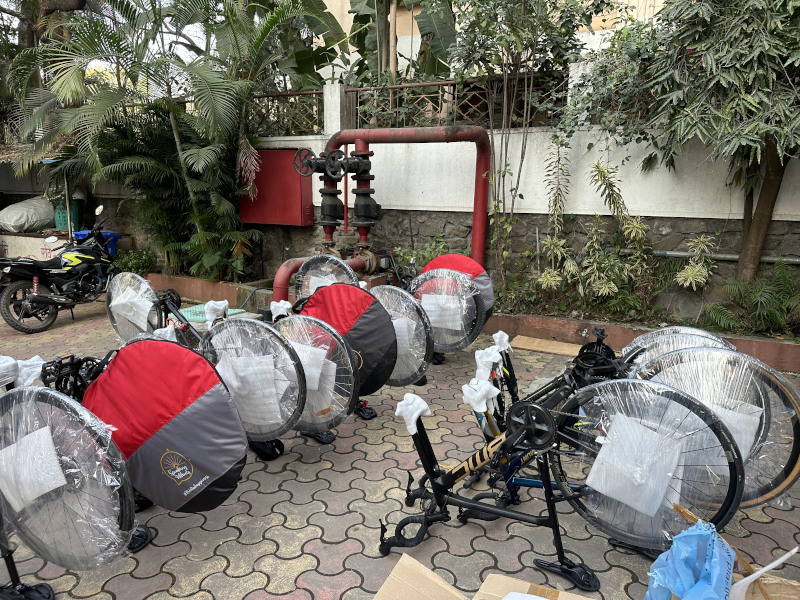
<box><xmin>378</xmin><ymin>330</ymin><xmax>745</xmax><ymax>586</ymax></box>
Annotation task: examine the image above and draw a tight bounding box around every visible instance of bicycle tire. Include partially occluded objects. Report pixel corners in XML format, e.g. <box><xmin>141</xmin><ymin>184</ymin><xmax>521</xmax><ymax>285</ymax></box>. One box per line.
<box><xmin>106</xmin><ymin>272</ymin><xmax>162</xmax><ymax>342</ymax></box>
<box><xmin>294</xmin><ymin>254</ymin><xmax>358</xmax><ymax>301</ymax></box>
<box><xmin>549</xmin><ymin>379</ymin><xmax>744</xmax><ymax>551</ymax></box>
<box><xmin>638</xmin><ymin>347</ymin><xmax>800</xmax><ymax>507</ymax></box>
<box><xmin>200</xmin><ymin>318</ymin><xmax>307</xmax><ymax>441</ymax></box>
<box><xmin>622</xmin><ymin>326</ymin><xmax>734</xmax><ymax>358</ymax></box>
<box><xmin>0</xmin><ymin>387</ymin><xmax>135</xmax><ymax>570</ymax></box>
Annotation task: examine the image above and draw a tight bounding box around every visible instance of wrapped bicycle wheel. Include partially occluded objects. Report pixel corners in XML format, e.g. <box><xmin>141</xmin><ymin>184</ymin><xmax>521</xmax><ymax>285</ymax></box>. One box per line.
<box><xmin>624</xmin><ymin>332</ymin><xmax>735</xmax><ymax>370</ymax></box>
<box><xmin>622</xmin><ymin>326</ymin><xmax>734</xmax><ymax>358</ymax></box>
<box><xmin>637</xmin><ymin>347</ymin><xmax>800</xmax><ymax>506</ymax></box>
<box><xmin>106</xmin><ymin>272</ymin><xmax>161</xmax><ymax>342</ymax></box>
<box><xmin>273</xmin><ymin>315</ymin><xmax>360</xmax><ymax>432</ymax></box>
<box><xmin>0</xmin><ymin>387</ymin><xmax>134</xmax><ymax>570</ymax></box>
<box><xmin>421</xmin><ymin>254</ymin><xmax>494</xmax><ymax>320</ymax></box>
<box><xmin>409</xmin><ymin>268</ymin><xmax>485</xmax><ymax>353</ymax></box>
<box><xmin>550</xmin><ymin>379</ymin><xmax>744</xmax><ymax>551</ymax></box>
<box><xmin>294</xmin><ymin>254</ymin><xmax>358</xmax><ymax>301</ymax></box>
<box><xmin>370</xmin><ymin>285</ymin><xmax>434</xmax><ymax>386</ymax></box>
<box><xmin>200</xmin><ymin>319</ymin><xmax>306</xmax><ymax>441</ymax></box>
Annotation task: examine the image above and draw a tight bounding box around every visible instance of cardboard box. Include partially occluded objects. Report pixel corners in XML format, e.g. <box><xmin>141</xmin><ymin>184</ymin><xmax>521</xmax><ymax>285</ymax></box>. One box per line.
<box><xmin>474</xmin><ymin>574</ymin><xmax>592</xmax><ymax>600</ymax></box>
<box><xmin>374</xmin><ymin>555</ymin><xmax>593</xmax><ymax>600</ymax></box>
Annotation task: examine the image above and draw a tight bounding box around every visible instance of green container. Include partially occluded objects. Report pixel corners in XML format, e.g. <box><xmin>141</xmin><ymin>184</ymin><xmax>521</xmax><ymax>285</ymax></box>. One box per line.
<box><xmin>54</xmin><ymin>199</ymin><xmax>82</xmax><ymax>231</ymax></box>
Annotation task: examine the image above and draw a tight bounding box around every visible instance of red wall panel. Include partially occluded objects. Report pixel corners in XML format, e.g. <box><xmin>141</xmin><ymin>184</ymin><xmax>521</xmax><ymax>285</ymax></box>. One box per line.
<box><xmin>240</xmin><ymin>150</ymin><xmax>313</xmax><ymax>226</ymax></box>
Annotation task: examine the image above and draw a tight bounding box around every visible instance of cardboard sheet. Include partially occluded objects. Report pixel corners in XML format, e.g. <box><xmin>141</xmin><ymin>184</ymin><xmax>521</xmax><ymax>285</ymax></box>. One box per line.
<box><xmin>510</xmin><ymin>336</ymin><xmax>582</xmax><ymax>357</ymax></box>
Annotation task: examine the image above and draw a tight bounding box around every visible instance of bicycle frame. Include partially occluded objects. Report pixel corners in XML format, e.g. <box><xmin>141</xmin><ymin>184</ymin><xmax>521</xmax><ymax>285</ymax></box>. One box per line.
<box><xmin>380</xmin><ymin>407</ymin><xmax>600</xmax><ymax>592</ymax></box>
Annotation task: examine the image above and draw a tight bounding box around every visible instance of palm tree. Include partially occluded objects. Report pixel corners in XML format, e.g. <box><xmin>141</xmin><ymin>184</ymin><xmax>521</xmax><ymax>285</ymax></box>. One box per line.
<box><xmin>10</xmin><ymin>0</ymin><xmax>343</xmax><ymax>279</ymax></box>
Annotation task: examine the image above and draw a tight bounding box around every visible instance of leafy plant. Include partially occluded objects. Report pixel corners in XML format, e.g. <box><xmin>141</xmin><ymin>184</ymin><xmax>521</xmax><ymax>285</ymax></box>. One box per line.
<box><xmin>675</xmin><ymin>234</ymin><xmax>717</xmax><ymax>291</ymax></box>
<box><xmin>393</xmin><ymin>235</ymin><xmax>466</xmax><ymax>271</ymax></box>
<box><xmin>704</xmin><ymin>260</ymin><xmax>800</xmax><ymax>336</ymax></box>
<box><xmin>115</xmin><ymin>248</ymin><xmax>158</xmax><ymax>276</ymax></box>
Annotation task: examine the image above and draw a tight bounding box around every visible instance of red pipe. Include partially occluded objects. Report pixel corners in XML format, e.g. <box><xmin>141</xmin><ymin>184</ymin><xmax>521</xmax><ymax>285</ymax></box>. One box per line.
<box><xmin>273</xmin><ymin>257</ymin><xmax>368</xmax><ymax>302</ymax></box>
<box><xmin>325</xmin><ymin>126</ymin><xmax>491</xmax><ymax>267</ymax></box>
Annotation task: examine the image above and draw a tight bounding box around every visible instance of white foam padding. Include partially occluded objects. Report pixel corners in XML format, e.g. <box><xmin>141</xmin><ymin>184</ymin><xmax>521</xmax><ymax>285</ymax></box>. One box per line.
<box><xmin>492</xmin><ymin>330</ymin><xmax>511</xmax><ymax>352</ymax></box>
<box><xmin>289</xmin><ymin>342</ymin><xmax>329</xmax><ymax>391</ymax></box>
<box><xmin>305</xmin><ymin>359</ymin><xmax>338</xmax><ymax>418</ymax></box>
<box><xmin>204</xmin><ymin>300</ymin><xmax>229</xmax><ymax>328</ymax></box>
<box><xmin>15</xmin><ymin>356</ymin><xmax>44</xmax><ymax>387</ymax></box>
<box><xmin>109</xmin><ymin>286</ymin><xmax>153</xmax><ymax>331</ymax></box>
<box><xmin>461</xmin><ymin>378</ymin><xmax>500</xmax><ymax>414</ymax></box>
<box><xmin>216</xmin><ymin>354</ymin><xmax>282</xmax><ymax>426</ymax></box>
<box><xmin>0</xmin><ymin>427</ymin><xmax>67</xmax><ymax>514</ymax></box>
<box><xmin>714</xmin><ymin>402</ymin><xmax>763</xmax><ymax>460</ymax></box>
<box><xmin>421</xmin><ymin>294</ymin><xmax>464</xmax><ymax>331</ymax></box>
<box><xmin>475</xmin><ymin>346</ymin><xmax>502</xmax><ymax>381</ymax></box>
<box><xmin>392</xmin><ymin>316</ymin><xmax>416</xmax><ymax>353</ymax></box>
<box><xmin>0</xmin><ymin>356</ymin><xmax>18</xmax><ymax>387</ymax></box>
<box><xmin>396</xmin><ymin>394</ymin><xmax>431</xmax><ymax>435</ymax></box>
<box><xmin>152</xmin><ymin>324</ymin><xmax>178</xmax><ymax>342</ymax></box>
<box><xmin>308</xmin><ymin>274</ymin><xmax>337</xmax><ymax>294</ymax></box>
<box><xmin>270</xmin><ymin>300</ymin><xmax>293</xmax><ymax>320</ymax></box>
<box><xmin>586</xmin><ymin>413</ymin><xmax>684</xmax><ymax>518</ymax></box>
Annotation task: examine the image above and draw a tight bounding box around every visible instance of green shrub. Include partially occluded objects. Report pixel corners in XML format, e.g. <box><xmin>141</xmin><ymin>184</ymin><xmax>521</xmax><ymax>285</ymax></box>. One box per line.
<box><xmin>115</xmin><ymin>249</ymin><xmax>158</xmax><ymax>276</ymax></box>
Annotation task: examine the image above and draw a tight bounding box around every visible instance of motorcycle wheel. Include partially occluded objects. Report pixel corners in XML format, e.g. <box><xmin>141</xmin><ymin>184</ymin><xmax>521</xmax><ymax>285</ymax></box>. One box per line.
<box><xmin>0</xmin><ymin>279</ymin><xmax>59</xmax><ymax>334</ymax></box>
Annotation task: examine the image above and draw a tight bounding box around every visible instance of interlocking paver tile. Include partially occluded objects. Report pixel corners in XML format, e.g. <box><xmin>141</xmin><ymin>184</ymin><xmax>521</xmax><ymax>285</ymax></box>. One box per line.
<box><xmin>317</xmin><ymin>467</ymin><xmax>367</xmax><ymax>492</ymax></box>
<box><xmin>245</xmin><ymin>590</ymin><xmax>312</xmax><ymax>600</ymax></box>
<box><xmin>290</xmin><ymin>458</ymin><xmax>334</xmax><ymax>483</ymax></box>
<box><xmin>201</xmin><ymin>501</ymin><xmax>251</xmax><ymax>531</ymax></box>
<box><xmin>313</xmin><ymin>488</ymin><xmax>365</xmax><ymax>515</ymax></box>
<box><xmin>147</xmin><ymin>513</ymin><xmax>205</xmax><ymax>547</ymax></box>
<box><xmin>271</xmin><ymin>500</ymin><xmax>327</xmax><ymax>529</ymax></box>
<box><xmin>309</xmin><ymin>511</ymin><xmax>364</xmax><ymax>543</ymax></box>
<box><xmin>342</xmin><ymin>552</ymin><xmax>400</xmax><ymax>593</ymax></box>
<box><xmin>241</xmin><ymin>489</ymin><xmax>292</xmax><ymax>518</ymax></box>
<box><xmin>69</xmin><ymin>556</ymin><xmax>136</xmax><ymax>598</ymax></box>
<box><xmin>295</xmin><ymin>569</ymin><xmax>362</xmax><ymax>600</ymax></box>
<box><xmin>132</xmin><ymin>540</ymin><xmax>191</xmax><ymax>578</ymax></box>
<box><xmin>303</xmin><ymin>538</ymin><xmax>363</xmax><ymax>575</ymax></box>
<box><xmin>265</xmin><ymin>524</ymin><xmax>323</xmax><ymax>559</ymax></box>
<box><xmin>320</xmin><ymin>448</ymin><xmax>368</xmax><ymax>473</ymax></box>
<box><xmin>104</xmin><ymin>572</ymin><xmax>173</xmax><ymax>599</ymax></box>
<box><xmin>474</xmin><ymin>535</ymin><xmax>531</xmax><ymax>572</ymax></box>
<box><xmin>163</xmin><ymin>555</ymin><xmax>227</xmax><ymax>597</ymax></box>
<box><xmin>202</xmin><ymin>570</ymin><xmax>269</xmax><ymax>597</ymax></box>
<box><xmin>280</xmin><ymin>477</ymin><xmax>331</xmax><ymax>500</ymax></box>
<box><xmin>229</xmin><ymin>513</ymin><xmax>286</xmax><ymax>543</ymax></box>
<box><xmin>217</xmin><ymin>538</ymin><xmax>278</xmax><ymax>576</ymax></box>
<box><xmin>180</xmin><ymin>526</ymin><xmax>239</xmax><ymax>561</ymax></box>
<box><xmin>146</xmin><ymin>592</ymin><xmax>214</xmax><ymax>600</ymax></box>
<box><xmin>256</xmin><ymin>554</ymin><xmax>318</xmax><ymax>594</ymax></box>
<box><xmin>347</xmin><ymin>497</ymin><xmax>403</xmax><ymax>529</ymax></box>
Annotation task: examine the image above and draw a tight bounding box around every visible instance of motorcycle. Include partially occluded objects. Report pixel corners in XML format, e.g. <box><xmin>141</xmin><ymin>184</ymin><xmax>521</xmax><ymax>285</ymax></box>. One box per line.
<box><xmin>0</xmin><ymin>205</ymin><xmax>117</xmax><ymax>333</ymax></box>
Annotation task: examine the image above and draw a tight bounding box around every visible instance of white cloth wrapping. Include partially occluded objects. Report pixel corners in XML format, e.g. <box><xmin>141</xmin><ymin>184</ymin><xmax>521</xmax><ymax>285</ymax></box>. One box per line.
<box><xmin>492</xmin><ymin>330</ymin><xmax>511</xmax><ymax>353</ymax></box>
<box><xmin>461</xmin><ymin>378</ymin><xmax>500</xmax><ymax>414</ymax></box>
<box><xmin>204</xmin><ymin>300</ymin><xmax>229</xmax><ymax>329</ymax></box>
<box><xmin>474</xmin><ymin>345</ymin><xmax>502</xmax><ymax>381</ymax></box>
<box><xmin>396</xmin><ymin>394</ymin><xmax>431</xmax><ymax>435</ymax></box>
<box><xmin>15</xmin><ymin>356</ymin><xmax>44</xmax><ymax>387</ymax></box>
<box><xmin>270</xmin><ymin>300</ymin><xmax>293</xmax><ymax>320</ymax></box>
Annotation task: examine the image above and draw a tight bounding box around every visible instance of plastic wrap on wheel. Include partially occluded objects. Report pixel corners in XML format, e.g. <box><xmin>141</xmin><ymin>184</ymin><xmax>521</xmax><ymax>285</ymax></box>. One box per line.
<box><xmin>0</xmin><ymin>356</ymin><xmax>18</xmax><ymax>388</ymax></box>
<box><xmin>294</xmin><ymin>255</ymin><xmax>358</xmax><ymax>301</ymax></box>
<box><xmin>409</xmin><ymin>268</ymin><xmax>486</xmax><ymax>353</ymax></box>
<box><xmin>637</xmin><ymin>347</ymin><xmax>800</xmax><ymax>506</ymax></box>
<box><xmin>200</xmin><ymin>319</ymin><xmax>306</xmax><ymax>441</ymax></box>
<box><xmin>273</xmin><ymin>315</ymin><xmax>359</xmax><ymax>432</ymax></box>
<box><xmin>622</xmin><ymin>326</ymin><xmax>734</xmax><ymax>358</ymax></box>
<box><xmin>0</xmin><ymin>387</ymin><xmax>134</xmax><ymax>570</ymax></box>
<box><xmin>14</xmin><ymin>356</ymin><xmax>44</xmax><ymax>387</ymax></box>
<box><xmin>370</xmin><ymin>285</ymin><xmax>434</xmax><ymax>386</ymax></box>
<box><xmin>106</xmin><ymin>272</ymin><xmax>160</xmax><ymax>342</ymax></box>
<box><xmin>554</xmin><ymin>379</ymin><xmax>742</xmax><ymax>550</ymax></box>
<box><xmin>624</xmin><ymin>332</ymin><xmax>734</xmax><ymax>371</ymax></box>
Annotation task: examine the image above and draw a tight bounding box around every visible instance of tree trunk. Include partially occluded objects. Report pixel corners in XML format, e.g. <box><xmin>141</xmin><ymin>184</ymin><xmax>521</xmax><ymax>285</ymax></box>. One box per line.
<box><xmin>389</xmin><ymin>0</ymin><xmax>397</xmax><ymax>84</ymax></box>
<box><xmin>742</xmin><ymin>162</ymin><xmax>756</xmax><ymax>242</ymax></box>
<box><xmin>736</xmin><ymin>138</ymin><xmax>788</xmax><ymax>282</ymax></box>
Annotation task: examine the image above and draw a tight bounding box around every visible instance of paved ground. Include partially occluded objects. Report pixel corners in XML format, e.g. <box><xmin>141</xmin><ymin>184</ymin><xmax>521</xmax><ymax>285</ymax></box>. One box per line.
<box><xmin>1</xmin><ymin>300</ymin><xmax>799</xmax><ymax>599</ymax></box>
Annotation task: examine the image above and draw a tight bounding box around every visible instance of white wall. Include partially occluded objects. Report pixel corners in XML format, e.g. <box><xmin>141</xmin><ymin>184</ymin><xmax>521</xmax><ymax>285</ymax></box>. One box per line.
<box><xmin>259</xmin><ymin>129</ymin><xmax>800</xmax><ymax>221</ymax></box>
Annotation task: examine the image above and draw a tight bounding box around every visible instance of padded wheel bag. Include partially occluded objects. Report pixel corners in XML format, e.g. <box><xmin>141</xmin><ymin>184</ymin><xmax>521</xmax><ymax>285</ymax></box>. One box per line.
<box><xmin>83</xmin><ymin>339</ymin><xmax>248</xmax><ymax>512</ymax></box>
<box><xmin>422</xmin><ymin>254</ymin><xmax>494</xmax><ymax>316</ymax></box>
<box><xmin>300</xmin><ymin>283</ymin><xmax>397</xmax><ymax>397</ymax></box>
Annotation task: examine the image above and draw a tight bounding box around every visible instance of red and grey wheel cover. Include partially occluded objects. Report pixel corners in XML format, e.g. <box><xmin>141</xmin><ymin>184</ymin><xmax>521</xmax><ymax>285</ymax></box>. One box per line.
<box><xmin>83</xmin><ymin>339</ymin><xmax>247</xmax><ymax>513</ymax></box>
<box><xmin>423</xmin><ymin>254</ymin><xmax>494</xmax><ymax>313</ymax></box>
<box><xmin>300</xmin><ymin>283</ymin><xmax>397</xmax><ymax>397</ymax></box>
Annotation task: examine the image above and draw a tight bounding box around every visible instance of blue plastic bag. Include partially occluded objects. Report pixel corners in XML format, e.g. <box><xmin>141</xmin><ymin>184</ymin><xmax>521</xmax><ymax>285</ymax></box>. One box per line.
<box><xmin>644</xmin><ymin>521</ymin><xmax>734</xmax><ymax>600</ymax></box>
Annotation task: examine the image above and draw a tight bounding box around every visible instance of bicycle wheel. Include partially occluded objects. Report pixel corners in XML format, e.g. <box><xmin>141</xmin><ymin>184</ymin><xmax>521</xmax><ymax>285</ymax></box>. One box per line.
<box><xmin>0</xmin><ymin>387</ymin><xmax>134</xmax><ymax>570</ymax></box>
<box><xmin>370</xmin><ymin>285</ymin><xmax>434</xmax><ymax>386</ymax></box>
<box><xmin>622</xmin><ymin>326</ymin><xmax>734</xmax><ymax>358</ymax></box>
<box><xmin>637</xmin><ymin>347</ymin><xmax>800</xmax><ymax>507</ymax></box>
<box><xmin>624</xmin><ymin>332</ymin><xmax>735</xmax><ymax>371</ymax></box>
<box><xmin>200</xmin><ymin>319</ymin><xmax>306</xmax><ymax>441</ymax></box>
<box><xmin>409</xmin><ymin>268</ymin><xmax>486</xmax><ymax>353</ymax></box>
<box><xmin>106</xmin><ymin>272</ymin><xmax>162</xmax><ymax>342</ymax></box>
<box><xmin>273</xmin><ymin>315</ymin><xmax>359</xmax><ymax>432</ymax></box>
<box><xmin>294</xmin><ymin>254</ymin><xmax>358</xmax><ymax>301</ymax></box>
<box><xmin>549</xmin><ymin>379</ymin><xmax>744</xmax><ymax>550</ymax></box>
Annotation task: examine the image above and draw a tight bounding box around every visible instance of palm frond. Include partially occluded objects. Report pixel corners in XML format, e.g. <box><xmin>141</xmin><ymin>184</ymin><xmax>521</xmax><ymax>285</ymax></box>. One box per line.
<box><xmin>177</xmin><ymin>59</ymin><xmax>246</xmax><ymax>138</ymax></box>
<box><xmin>182</xmin><ymin>143</ymin><xmax>226</xmax><ymax>172</ymax></box>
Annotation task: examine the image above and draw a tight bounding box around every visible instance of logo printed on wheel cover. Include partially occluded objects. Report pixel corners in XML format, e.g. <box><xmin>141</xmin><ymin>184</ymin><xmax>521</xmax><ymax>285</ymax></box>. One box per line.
<box><xmin>161</xmin><ymin>449</ymin><xmax>193</xmax><ymax>484</ymax></box>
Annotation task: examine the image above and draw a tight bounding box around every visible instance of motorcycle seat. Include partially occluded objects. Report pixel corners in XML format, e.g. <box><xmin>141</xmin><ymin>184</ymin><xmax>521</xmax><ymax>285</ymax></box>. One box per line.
<box><xmin>34</xmin><ymin>258</ymin><xmax>66</xmax><ymax>270</ymax></box>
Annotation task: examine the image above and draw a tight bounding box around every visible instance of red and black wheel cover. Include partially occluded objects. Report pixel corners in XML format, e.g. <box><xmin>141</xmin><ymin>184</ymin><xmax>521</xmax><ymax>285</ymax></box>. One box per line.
<box><xmin>83</xmin><ymin>339</ymin><xmax>248</xmax><ymax>513</ymax></box>
<box><xmin>423</xmin><ymin>253</ymin><xmax>494</xmax><ymax>314</ymax></box>
<box><xmin>300</xmin><ymin>283</ymin><xmax>397</xmax><ymax>397</ymax></box>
